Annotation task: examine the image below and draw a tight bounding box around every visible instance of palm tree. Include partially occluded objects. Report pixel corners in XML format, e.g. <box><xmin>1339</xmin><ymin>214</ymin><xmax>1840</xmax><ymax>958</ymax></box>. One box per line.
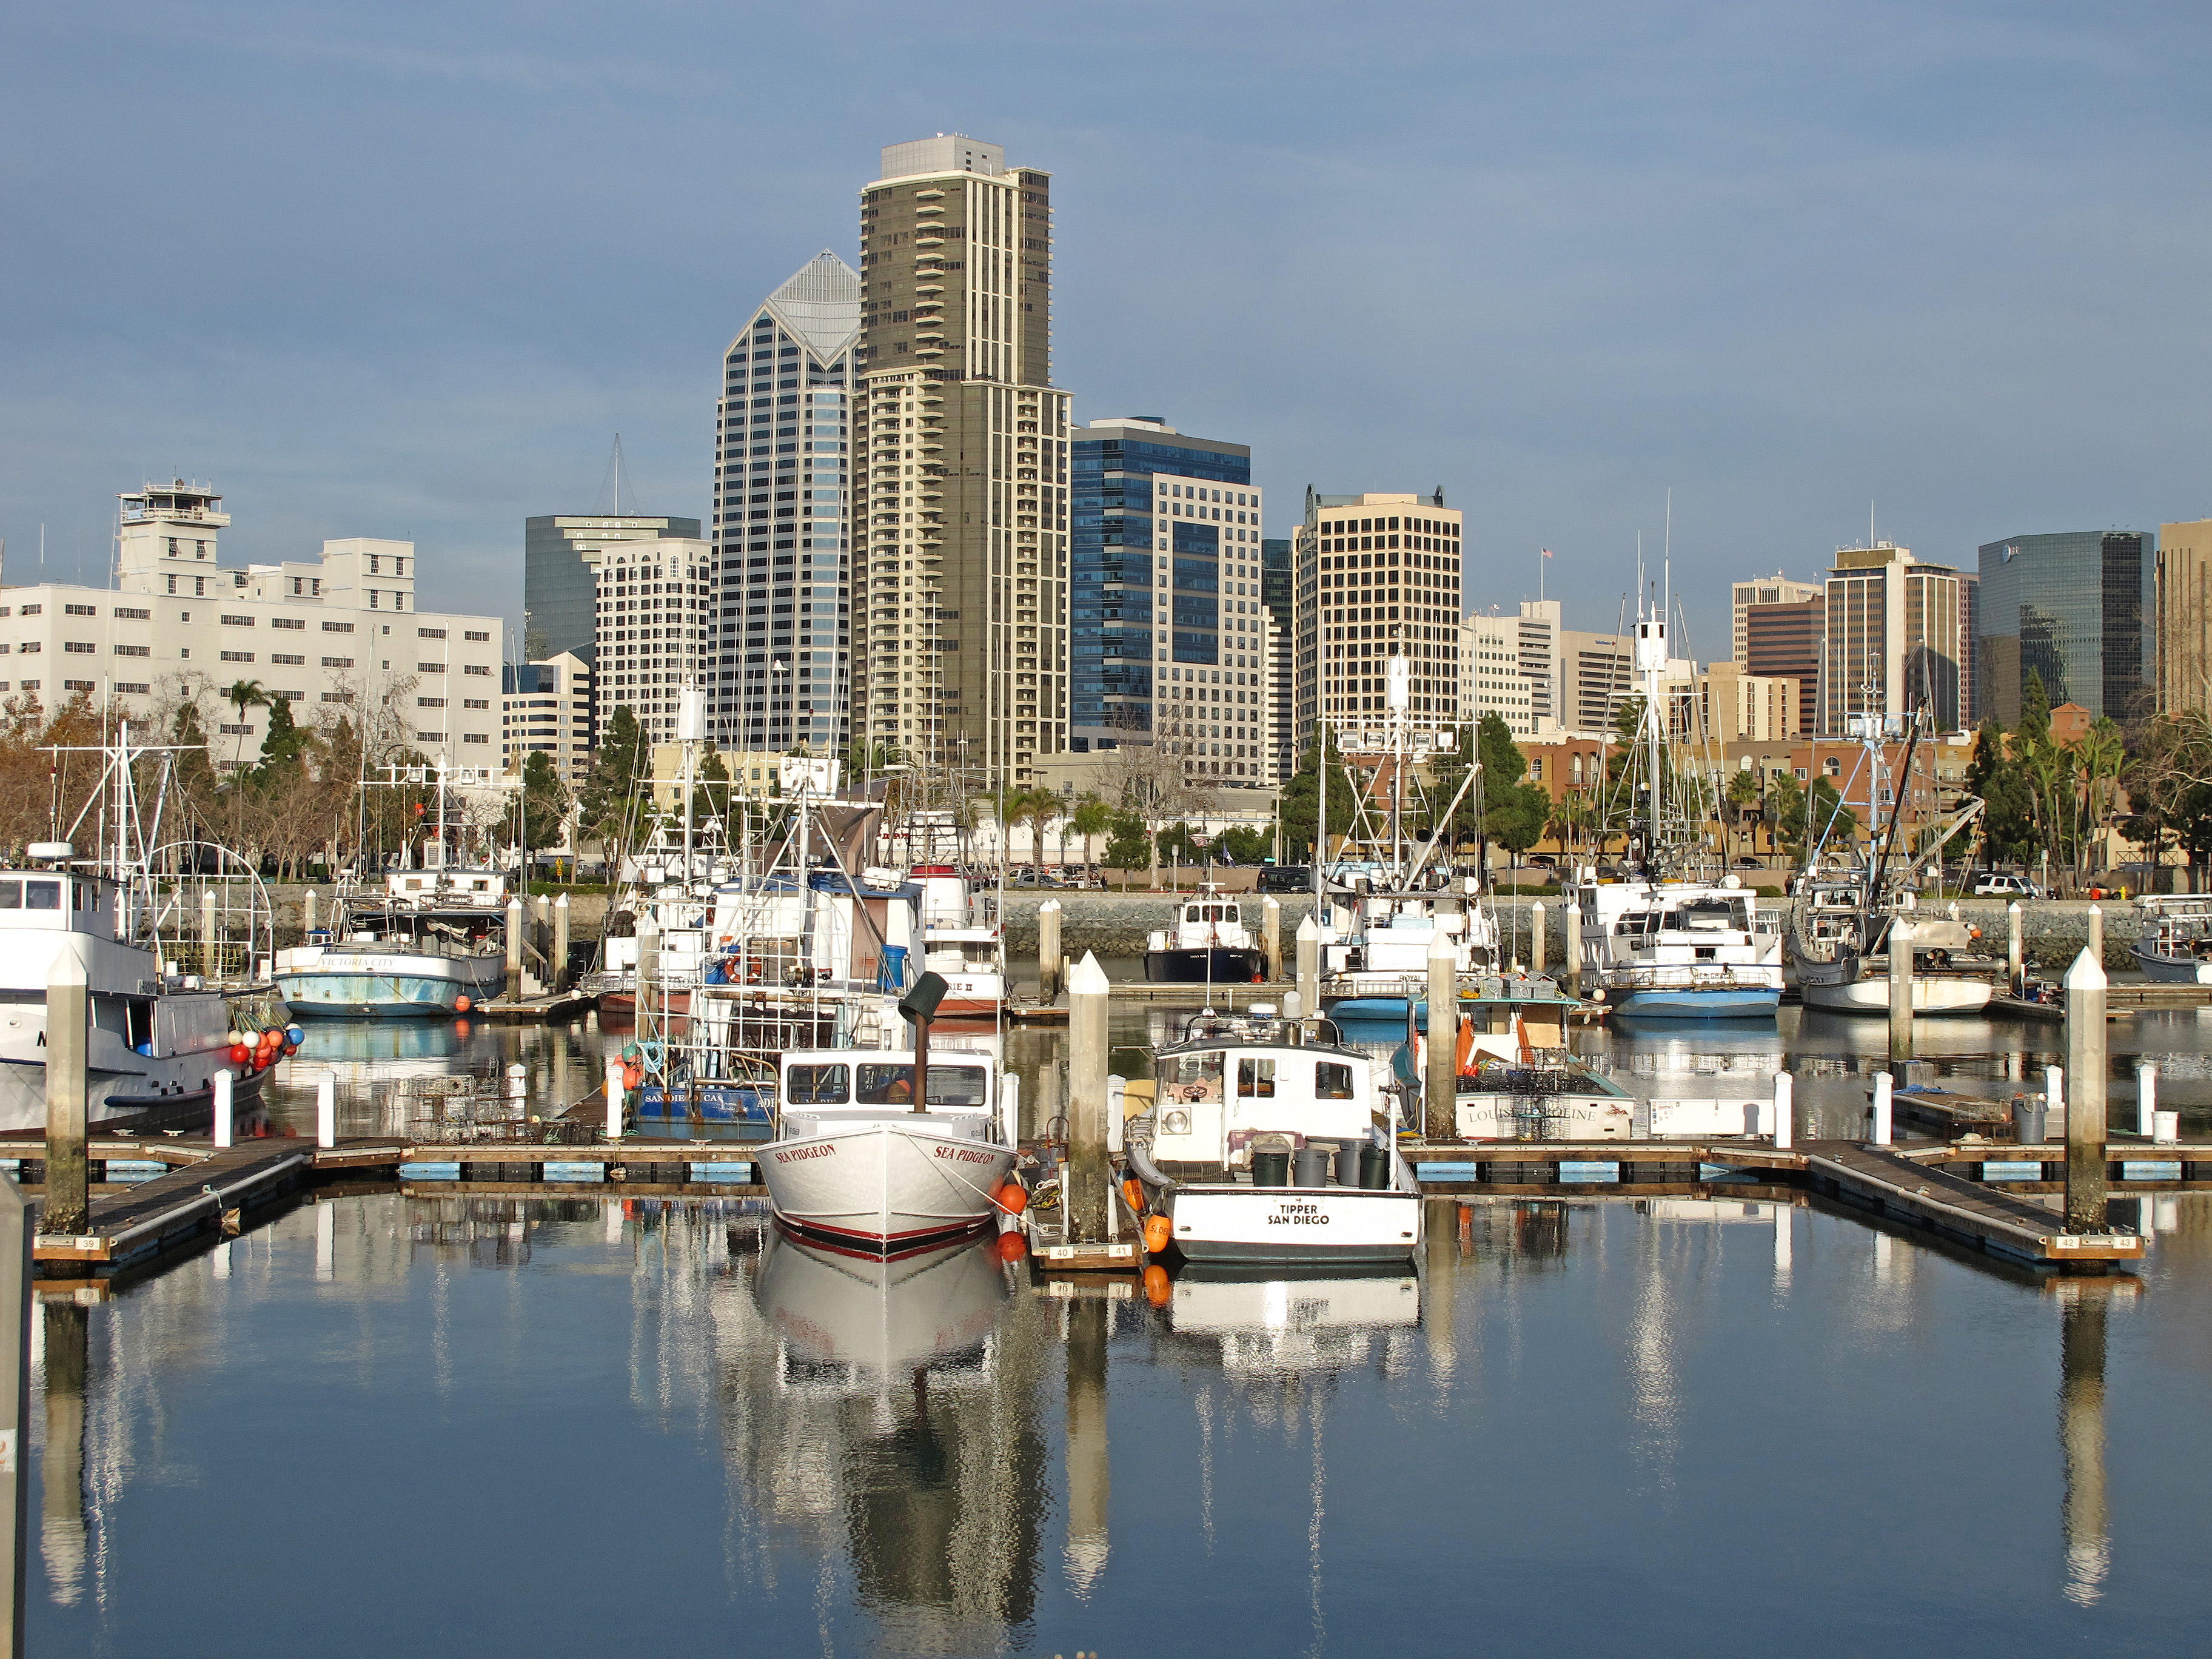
<box><xmin>1069</xmin><ymin>793</ymin><xmax>1113</xmax><ymax>875</ymax></box>
<box><xmin>224</xmin><ymin>679</ymin><xmax>267</xmax><ymax>769</ymax></box>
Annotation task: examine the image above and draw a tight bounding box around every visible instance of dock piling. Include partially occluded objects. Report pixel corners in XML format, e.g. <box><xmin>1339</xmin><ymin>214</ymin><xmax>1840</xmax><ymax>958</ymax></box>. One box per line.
<box><xmin>2063</xmin><ymin>950</ymin><xmax>2109</xmax><ymax>1234</ymax></box>
<box><xmin>41</xmin><ymin>954</ymin><xmax>89</xmax><ymax>1237</ymax></box>
<box><xmin>1888</xmin><ymin>920</ymin><xmax>1915</xmax><ymax>1070</ymax></box>
<box><xmin>1772</xmin><ymin>1070</ymin><xmax>1794</xmax><ymax>1150</ymax></box>
<box><xmin>1038</xmin><ymin>899</ymin><xmax>1062</xmax><ymax>1002</ymax></box>
<box><xmin>2136</xmin><ymin>1062</ymin><xmax>2157</xmax><ymax>1137</ymax></box>
<box><xmin>1530</xmin><ymin>900</ymin><xmax>1546</xmax><ymax>977</ymax></box>
<box><xmin>1067</xmin><ymin>951</ymin><xmax>1111</xmax><ymax>1244</ymax></box>
<box><xmin>199</xmin><ymin>888</ymin><xmax>218</xmax><ymax>979</ymax></box>
<box><xmin>603</xmin><ymin>1059</ymin><xmax>625</xmax><ymax>1141</ymax></box>
<box><xmin>2008</xmin><ymin>901</ymin><xmax>2025</xmax><ymax>996</ymax></box>
<box><xmin>1425</xmin><ymin>931</ymin><xmax>1457</xmax><ymax>1142</ymax></box>
<box><xmin>1262</xmin><ymin>896</ymin><xmax>1282</xmax><ymax>983</ymax></box>
<box><xmin>1870</xmin><ymin>1070</ymin><xmax>1894</xmax><ymax>1147</ymax></box>
<box><xmin>1295</xmin><ymin>914</ymin><xmax>1320</xmax><ymax>1017</ymax></box>
<box><xmin>2088</xmin><ymin>903</ymin><xmax>2104</xmax><ymax>969</ymax></box>
<box><xmin>0</xmin><ymin>1162</ymin><xmax>27</xmax><ymax>1657</ymax></box>
<box><xmin>212</xmin><ymin>1069</ymin><xmax>233</xmax><ymax>1149</ymax></box>
<box><xmin>553</xmin><ymin>893</ymin><xmax>571</xmax><ymax>991</ymax></box>
<box><xmin>315</xmin><ymin>1070</ymin><xmax>336</xmax><ymax>1150</ymax></box>
<box><xmin>534</xmin><ymin>893</ymin><xmax>551</xmax><ymax>965</ymax></box>
<box><xmin>505</xmin><ymin>896</ymin><xmax>524</xmax><ymax>1004</ymax></box>
<box><xmin>304</xmin><ymin>888</ymin><xmax>318</xmax><ymax>938</ymax></box>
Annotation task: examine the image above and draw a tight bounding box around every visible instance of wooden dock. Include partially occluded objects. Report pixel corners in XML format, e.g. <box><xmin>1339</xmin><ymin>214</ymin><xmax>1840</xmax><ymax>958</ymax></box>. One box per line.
<box><xmin>472</xmin><ymin>991</ymin><xmax>597</xmax><ymax>1023</ymax></box>
<box><xmin>1989</xmin><ymin>983</ymin><xmax>2212</xmax><ymax>1022</ymax></box>
<box><xmin>32</xmin><ymin>1141</ymin><xmax>315</xmax><ymax>1270</ymax></box>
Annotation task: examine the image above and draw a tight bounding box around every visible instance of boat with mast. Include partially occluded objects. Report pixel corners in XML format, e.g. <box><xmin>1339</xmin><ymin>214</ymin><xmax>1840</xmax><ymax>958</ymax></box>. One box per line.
<box><xmin>1564</xmin><ymin>591</ymin><xmax>1784</xmax><ymax>1019</ymax></box>
<box><xmin>0</xmin><ymin>723</ymin><xmax>289</xmax><ymax>1131</ymax></box>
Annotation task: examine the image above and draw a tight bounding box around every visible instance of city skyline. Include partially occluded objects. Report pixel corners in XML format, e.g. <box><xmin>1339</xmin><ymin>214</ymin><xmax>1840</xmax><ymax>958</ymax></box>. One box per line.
<box><xmin>5</xmin><ymin>4</ymin><xmax>2207</xmax><ymax>650</ymax></box>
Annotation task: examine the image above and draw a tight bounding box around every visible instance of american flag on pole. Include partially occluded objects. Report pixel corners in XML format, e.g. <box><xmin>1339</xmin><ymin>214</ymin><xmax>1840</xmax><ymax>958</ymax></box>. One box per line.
<box><xmin>1541</xmin><ymin>548</ymin><xmax>1553</xmax><ymax>558</ymax></box>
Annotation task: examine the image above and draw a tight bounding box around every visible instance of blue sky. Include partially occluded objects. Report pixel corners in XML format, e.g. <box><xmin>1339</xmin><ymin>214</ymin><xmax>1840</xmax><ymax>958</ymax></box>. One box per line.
<box><xmin>3</xmin><ymin>0</ymin><xmax>2207</xmax><ymax>653</ymax></box>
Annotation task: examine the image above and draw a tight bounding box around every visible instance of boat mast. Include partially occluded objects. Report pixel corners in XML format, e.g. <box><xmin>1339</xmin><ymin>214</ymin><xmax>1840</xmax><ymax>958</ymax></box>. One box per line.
<box><xmin>1634</xmin><ymin>583</ymin><xmax>1668</xmax><ymax>881</ymax></box>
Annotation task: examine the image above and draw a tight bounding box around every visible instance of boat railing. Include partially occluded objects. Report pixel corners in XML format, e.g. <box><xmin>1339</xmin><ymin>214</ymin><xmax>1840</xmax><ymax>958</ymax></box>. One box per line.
<box><xmin>1601</xmin><ymin>963</ymin><xmax>1777</xmax><ymax>991</ymax></box>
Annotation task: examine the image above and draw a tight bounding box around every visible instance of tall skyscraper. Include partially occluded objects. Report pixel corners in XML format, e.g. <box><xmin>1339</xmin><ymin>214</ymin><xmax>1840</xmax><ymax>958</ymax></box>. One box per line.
<box><xmin>1818</xmin><ymin>542</ymin><xmax>1969</xmax><ymax>732</ymax></box>
<box><xmin>2157</xmin><ymin>518</ymin><xmax>2212</xmax><ymax>714</ymax></box>
<box><xmin>1975</xmin><ymin>531</ymin><xmax>2154</xmax><ymax>725</ymax></box>
<box><xmin>711</xmin><ymin>252</ymin><xmax>860</xmax><ymax>756</ymax></box>
<box><xmin>851</xmin><ymin>135</ymin><xmax>1070</xmax><ymax>786</ymax></box>
<box><xmin>1730</xmin><ymin>572</ymin><xmax>1820</xmax><ymax>666</ymax></box>
<box><xmin>1068</xmin><ymin>417</ymin><xmax>1268</xmax><ymax>786</ymax></box>
<box><xmin>1261</xmin><ymin>537</ymin><xmax>1295</xmax><ymax>779</ymax></box>
<box><xmin>583</xmin><ymin>532</ymin><xmax>716</xmax><ymax>746</ymax></box>
<box><xmin>524</xmin><ymin>511</ymin><xmax>699</xmax><ymax>663</ymax></box>
<box><xmin>1292</xmin><ymin>491</ymin><xmax>1463</xmax><ymax>752</ymax></box>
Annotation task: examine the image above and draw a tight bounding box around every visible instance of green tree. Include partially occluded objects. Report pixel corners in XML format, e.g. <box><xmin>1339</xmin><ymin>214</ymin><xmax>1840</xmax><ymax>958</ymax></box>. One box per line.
<box><xmin>1105</xmin><ymin>809</ymin><xmax>1151</xmax><ymax>873</ymax></box>
<box><xmin>521</xmin><ymin>750</ymin><xmax>571</xmax><ymax>851</ymax></box>
<box><xmin>223</xmin><ymin>678</ymin><xmax>267</xmax><ymax>769</ymax></box>
<box><xmin>1068</xmin><ymin>793</ymin><xmax>1114</xmax><ymax>870</ymax></box>
<box><xmin>578</xmin><ymin>705</ymin><xmax>648</xmax><ymax>859</ymax></box>
<box><xmin>1474</xmin><ymin>713</ymin><xmax>1551</xmax><ymax>860</ymax></box>
<box><xmin>1220</xmin><ymin>825</ymin><xmax>1271</xmax><ymax>864</ymax></box>
<box><xmin>1723</xmin><ymin>767</ymin><xmax>1761</xmax><ymax>862</ymax></box>
<box><xmin>1278</xmin><ymin>734</ymin><xmax>1357</xmax><ymax>861</ymax></box>
<box><xmin>691</xmin><ymin>749</ymin><xmax>731</xmax><ymax>833</ymax></box>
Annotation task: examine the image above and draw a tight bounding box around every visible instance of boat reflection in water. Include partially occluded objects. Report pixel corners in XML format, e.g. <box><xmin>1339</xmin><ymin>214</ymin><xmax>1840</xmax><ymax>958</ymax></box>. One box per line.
<box><xmin>723</xmin><ymin>1230</ymin><xmax>1052</xmax><ymax>1652</ymax></box>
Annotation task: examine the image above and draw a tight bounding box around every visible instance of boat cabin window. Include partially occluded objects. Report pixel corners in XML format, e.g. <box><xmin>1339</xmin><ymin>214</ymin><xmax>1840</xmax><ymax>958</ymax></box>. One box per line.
<box><xmin>11</xmin><ymin>880</ymin><xmax>62</xmax><ymax>911</ymax></box>
<box><xmin>1315</xmin><ymin>1061</ymin><xmax>1356</xmax><ymax>1100</ymax></box>
<box><xmin>1675</xmin><ymin>900</ymin><xmax>1744</xmax><ymax>930</ymax></box>
<box><xmin>786</xmin><ymin>1064</ymin><xmax>849</xmax><ymax>1105</ymax></box>
<box><xmin>1236</xmin><ymin>1057</ymin><xmax>1276</xmax><ymax>1098</ymax></box>
<box><xmin>1184</xmin><ymin>905</ymin><xmax>1233</xmax><ymax>923</ymax></box>
<box><xmin>856</xmin><ymin>1062</ymin><xmax>989</xmax><ymax>1108</ymax></box>
<box><xmin>1160</xmin><ymin>1051</ymin><xmax>1224</xmax><ymax>1102</ymax></box>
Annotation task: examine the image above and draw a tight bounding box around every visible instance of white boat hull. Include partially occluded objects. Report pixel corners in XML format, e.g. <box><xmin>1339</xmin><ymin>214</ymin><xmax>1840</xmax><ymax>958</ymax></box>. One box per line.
<box><xmin>274</xmin><ymin>946</ymin><xmax>506</xmax><ymax>1017</ymax></box>
<box><xmin>1798</xmin><ymin>975</ymin><xmax>1992</xmax><ymax>1014</ymax></box>
<box><xmin>759</xmin><ymin>1118</ymin><xmax>1016</xmax><ymax>1258</ymax></box>
<box><xmin>1159</xmin><ymin>1181</ymin><xmax>1424</xmax><ymax>1265</ymax></box>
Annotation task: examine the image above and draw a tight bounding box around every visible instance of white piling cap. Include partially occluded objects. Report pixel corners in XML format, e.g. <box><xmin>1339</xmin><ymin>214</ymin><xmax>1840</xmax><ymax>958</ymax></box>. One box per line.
<box><xmin>554</xmin><ymin>892</ymin><xmax>569</xmax><ymax>908</ymax></box>
<box><xmin>2063</xmin><ymin>947</ymin><xmax>2107</xmax><ymax>990</ymax></box>
<box><xmin>1429</xmin><ymin>929</ymin><xmax>1458</xmax><ymax>960</ymax></box>
<box><xmin>1069</xmin><ymin>951</ymin><xmax>1110</xmax><ymax>995</ymax></box>
<box><xmin>47</xmin><ymin>950</ymin><xmax>87</xmax><ymax>988</ymax></box>
<box><xmin>1040</xmin><ymin>897</ymin><xmax>1059</xmax><ymax>913</ymax></box>
<box><xmin>1295</xmin><ymin>914</ymin><xmax>1319</xmax><ymax>939</ymax></box>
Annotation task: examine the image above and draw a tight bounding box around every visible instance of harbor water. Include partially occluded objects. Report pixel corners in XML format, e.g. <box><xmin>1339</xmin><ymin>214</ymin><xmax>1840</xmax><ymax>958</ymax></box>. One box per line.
<box><xmin>26</xmin><ymin>984</ymin><xmax>2212</xmax><ymax>1656</ymax></box>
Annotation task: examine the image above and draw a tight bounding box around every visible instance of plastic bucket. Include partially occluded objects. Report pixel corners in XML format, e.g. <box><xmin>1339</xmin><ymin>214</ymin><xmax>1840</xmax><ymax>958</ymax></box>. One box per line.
<box><xmin>1336</xmin><ymin>1141</ymin><xmax>1364</xmax><ymax>1186</ymax></box>
<box><xmin>1295</xmin><ymin>1143</ymin><xmax>1335</xmax><ymax>1188</ymax></box>
<box><xmin>1252</xmin><ymin>1148</ymin><xmax>1292</xmax><ymax>1187</ymax></box>
<box><xmin>1358</xmin><ymin>1144</ymin><xmax>1391</xmax><ymax>1190</ymax></box>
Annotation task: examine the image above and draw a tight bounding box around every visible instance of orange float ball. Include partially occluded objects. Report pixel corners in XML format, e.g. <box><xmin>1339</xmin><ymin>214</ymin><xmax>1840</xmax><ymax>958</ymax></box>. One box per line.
<box><xmin>1121</xmin><ymin>1177</ymin><xmax>1145</xmax><ymax>1213</ymax></box>
<box><xmin>1142</xmin><ymin>1213</ymin><xmax>1173</xmax><ymax>1255</ymax></box>
<box><xmin>454</xmin><ymin>996</ymin><xmax>472</xmax><ymax>1013</ymax></box>
<box><xmin>996</xmin><ymin>1181</ymin><xmax>1029</xmax><ymax>1216</ymax></box>
<box><xmin>1142</xmin><ymin>1263</ymin><xmax>1171</xmax><ymax>1306</ymax></box>
<box><xmin>993</xmin><ymin>1230</ymin><xmax>1029</xmax><ymax>1264</ymax></box>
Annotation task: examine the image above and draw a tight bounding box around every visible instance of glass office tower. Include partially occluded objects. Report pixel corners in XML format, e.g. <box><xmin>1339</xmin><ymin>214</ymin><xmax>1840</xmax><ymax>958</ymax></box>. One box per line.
<box><xmin>1976</xmin><ymin>531</ymin><xmax>2155</xmax><ymax>724</ymax></box>
<box><xmin>1069</xmin><ymin>417</ymin><xmax>1267</xmax><ymax>785</ymax></box>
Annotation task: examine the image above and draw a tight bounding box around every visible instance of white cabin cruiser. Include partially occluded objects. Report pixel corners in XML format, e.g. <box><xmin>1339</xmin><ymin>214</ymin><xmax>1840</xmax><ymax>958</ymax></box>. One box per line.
<box><xmin>2132</xmin><ymin>896</ymin><xmax>2212</xmax><ymax>983</ymax></box>
<box><xmin>1319</xmin><ymin>886</ymin><xmax>1501</xmax><ymax>1019</ymax></box>
<box><xmin>757</xmin><ymin>1043</ymin><xmax>1020</xmax><ymax>1258</ymax></box>
<box><xmin>1145</xmin><ymin>886</ymin><xmax>1267</xmax><ymax>984</ymax></box>
<box><xmin>1566</xmin><ymin>873</ymin><xmax>1783</xmax><ymax>1019</ymax></box>
<box><xmin>913</xmin><ymin>866</ymin><xmax>1005</xmax><ymax>1019</ymax></box>
<box><xmin>1121</xmin><ymin>1009</ymin><xmax>1424</xmax><ymax>1265</ymax></box>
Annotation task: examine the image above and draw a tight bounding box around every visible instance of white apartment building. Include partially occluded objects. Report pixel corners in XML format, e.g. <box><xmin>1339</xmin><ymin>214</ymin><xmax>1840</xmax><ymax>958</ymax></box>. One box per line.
<box><xmin>1460</xmin><ymin>614</ymin><xmax>1535</xmax><ymax>737</ymax></box>
<box><xmin>1517</xmin><ymin>598</ymin><xmax>1561</xmax><ymax>732</ymax></box>
<box><xmin>501</xmin><ymin>651</ymin><xmax>595</xmax><ymax>785</ymax></box>
<box><xmin>0</xmin><ymin>481</ymin><xmax>500</xmax><ymax>766</ymax></box>
<box><xmin>586</xmin><ymin>535</ymin><xmax>716</xmax><ymax>748</ymax></box>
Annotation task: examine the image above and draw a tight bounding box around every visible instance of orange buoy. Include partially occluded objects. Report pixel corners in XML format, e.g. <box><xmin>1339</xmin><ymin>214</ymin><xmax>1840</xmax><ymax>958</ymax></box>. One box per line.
<box><xmin>623</xmin><ymin>1064</ymin><xmax>643</xmax><ymax>1090</ymax></box>
<box><xmin>1142</xmin><ymin>1213</ymin><xmax>1173</xmax><ymax>1255</ymax></box>
<box><xmin>1142</xmin><ymin>1262</ymin><xmax>1171</xmax><ymax>1305</ymax></box>
<box><xmin>996</xmin><ymin>1181</ymin><xmax>1029</xmax><ymax>1216</ymax></box>
<box><xmin>1121</xmin><ymin>1177</ymin><xmax>1145</xmax><ymax>1214</ymax></box>
<box><xmin>994</xmin><ymin>1230</ymin><xmax>1029</xmax><ymax>1264</ymax></box>
<box><xmin>454</xmin><ymin>996</ymin><xmax>472</xmax><ymax>1013</ymax></box>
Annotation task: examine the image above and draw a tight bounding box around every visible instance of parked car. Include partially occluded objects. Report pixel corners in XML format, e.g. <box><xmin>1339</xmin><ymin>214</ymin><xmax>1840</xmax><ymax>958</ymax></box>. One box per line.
<box><xmin>1970</xmin><ymin>872</ymin><xmax>2045</xmax><ymax>899</ymax></box>
<box><xmin>1731</xmin><ymin>856</ymin><xmax>1765</xmax><ymax>870</ymax></box>
<box><xmin>1524</xmin><ymin>854</ymin><xmax>1558</xmax><ymax>871</ymax></box>
<box><xmin>1257</xmin><ymin>865</ymin><xmax>1312</xmax><ymax>893</ymax></box>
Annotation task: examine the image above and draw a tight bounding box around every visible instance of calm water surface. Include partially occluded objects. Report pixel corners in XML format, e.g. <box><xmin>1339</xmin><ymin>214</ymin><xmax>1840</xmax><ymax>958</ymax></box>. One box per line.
<box><xmin>25</xmin><ymin>983</ymin><xmax>2212</xmax><ymax>1656</ymax></box>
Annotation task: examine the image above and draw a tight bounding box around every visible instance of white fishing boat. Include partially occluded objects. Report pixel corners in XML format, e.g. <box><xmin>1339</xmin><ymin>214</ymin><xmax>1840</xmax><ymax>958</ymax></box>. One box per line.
<box><xmin>1144</xmin><ymin>885</ymin><xmax>1267</xmax><ymax>984</ymax></box>
<box><xmin>2131</xmin><ymin>896</ymin><xmax>2212</xmax><ymax>983</ymax></box>
<box><xmin>913</xmin><ymin>865</ymin><xmax>1005</xmax><ymax>1018</ymax></box>
<box><xmin>0</xmin><ymin>726</ymin><xmax>290</xmax><ymax>1132</ymax></box>
<box><xmin>757</xmin><ymin>1043</ymin><xmax>1021</xmax><ymax>1258</ymax></box>
<box><xmin>274</xmin><ymin>863</ymin><xmax>510</xmax><ymax>1017</ymax></box>
<box><xmin>1121</xmin><ymin>1008</ymin><xmax>1424</xmax><ymax>1265</ymax></box>
<box><xmin>1567</xmin><ymin>874</ymin><xmax>1783</xmax><ymax>1019</ymax></box>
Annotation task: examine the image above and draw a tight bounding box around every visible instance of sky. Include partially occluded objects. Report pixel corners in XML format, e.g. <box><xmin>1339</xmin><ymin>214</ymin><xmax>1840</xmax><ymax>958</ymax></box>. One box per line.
<box><xmin>3</xmin><ymin>0</ymin><xmax>2208</xmax><ymax>657</ymax></box>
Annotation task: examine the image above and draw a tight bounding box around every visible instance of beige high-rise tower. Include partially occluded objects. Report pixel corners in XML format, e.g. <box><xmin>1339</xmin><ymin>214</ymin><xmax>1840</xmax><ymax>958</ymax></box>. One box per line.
<box><xmin>852</xmin><ymin>135</ymin><xmax>1070</xmax><ymax>786</ymax></box>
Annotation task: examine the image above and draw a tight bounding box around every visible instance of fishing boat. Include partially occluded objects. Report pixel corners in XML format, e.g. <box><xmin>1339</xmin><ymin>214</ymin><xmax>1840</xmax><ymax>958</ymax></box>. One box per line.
<box><xmin>1120</xmin><ymin>1007</ymin><xmax>1424</xmax><ymax>1265</ymax></box>
<box><xmin>2131</xmin><ymin>896</ymin><xmax>2212</xmax><ymax>983</ymax></box>
<box><xmin>0</xmin><ymin>726</ymin><xmax>290</xmax><ymax>1132</ymax></box>
<box><xmin>913</xmin><ymin>865</ymin><xmax>1006</xmax><ymax>1019</ymax></box>
<box><xmin>274</xmin><ymin>863</ymin><xmax>510</xmax><ymax>1017</ymax></box>
<box><xmin>1144</xmin><ymin>885</ymin><xmax>1267</xmax><ymax>984</ymax></box>
<box><xmin>1566</xmin><ymin>875</ymin><xmax>1783</xmax><ymax>1018</ymax></box>
<box><xmin>756</xmin><ymin>1042</ymin><xmax>1021</xmax><ymax>1258</ymax></box>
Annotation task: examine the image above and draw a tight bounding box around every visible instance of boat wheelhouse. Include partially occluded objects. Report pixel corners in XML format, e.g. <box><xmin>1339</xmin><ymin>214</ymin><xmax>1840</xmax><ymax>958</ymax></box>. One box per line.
<box><xmin>2132</xmin><ymin>896</ymin><xmax>2212</xmax><ymax>984</ymax></box>
<box><xmin>1144</xmin><ymin>888</ymin><xmax>1267</xmax><ymax>985</ymax></box>
<box><xmin>1565</xmin><ymin>874</ymin><xmax>1783</xmax><ymax>1019</ymax></box>
<box><xmin>1121</xmin><ymin>1011</ymin><xmax>1423</xmax><ymax>1265</ymax></box>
